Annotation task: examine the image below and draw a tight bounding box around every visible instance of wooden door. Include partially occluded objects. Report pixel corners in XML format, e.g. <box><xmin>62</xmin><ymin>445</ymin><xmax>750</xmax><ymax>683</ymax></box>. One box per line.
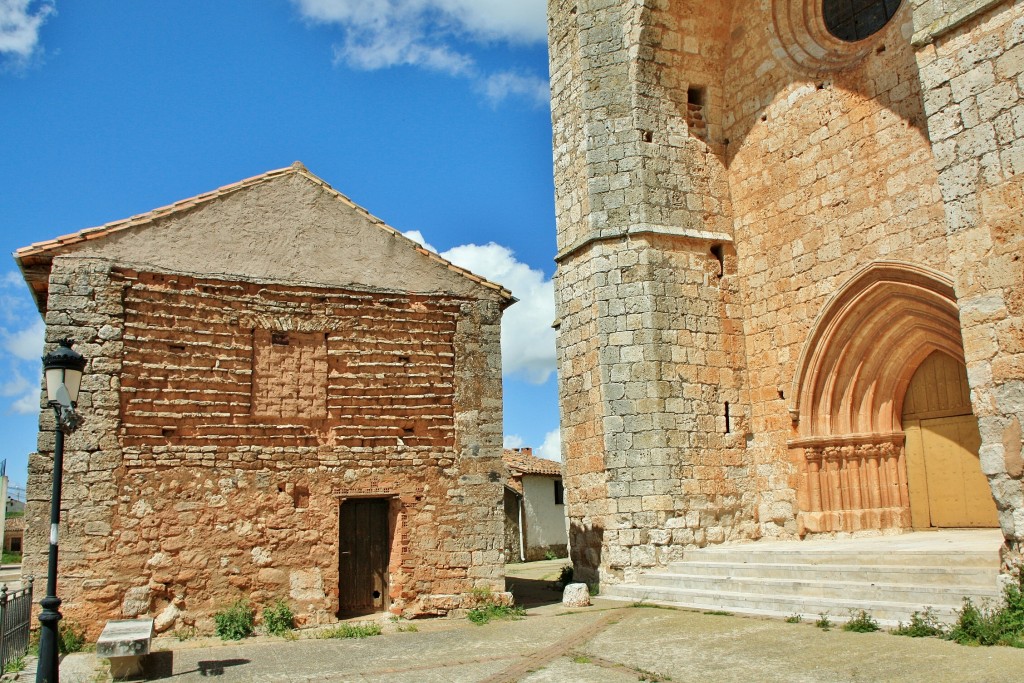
<box><xmin>903</xmin><ymin>352</ymin><xmax>999</xmax><ymax>528</ymax></box>
<box><xmin>920</xmin><ymin>415</ymin><xmax>999</xmax><ymax>528</ymax></box>
<box><xmin>338</xmin><ymin>498</ymin><xmax>390</xmax><ymax>615</ymax></box>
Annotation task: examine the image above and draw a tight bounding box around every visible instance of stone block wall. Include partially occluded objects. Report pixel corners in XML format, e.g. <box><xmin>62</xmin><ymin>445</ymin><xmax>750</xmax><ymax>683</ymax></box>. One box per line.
<box><xmin>913</xmin><ymin>0</ymin><xmax>1024</xmax><ymax>570</ymax></box>
<box><xmin>24</xmin><ymin>256</ymin><xmax>506</xmax><ymax>636</ymax></box>
<box><xmin>549</xmin><ymin>0</ymin><xmax>1024</xmax><ymax>583</ymax></box>
<box><xmin>550</xmin><ymin>0</ymin><xmax>756</xmax><ymax>585</ymax></box>
<box><xmin>722</xmin><ymin>1</ymin><xmax>953</xmax><ymax>536</ymax></box>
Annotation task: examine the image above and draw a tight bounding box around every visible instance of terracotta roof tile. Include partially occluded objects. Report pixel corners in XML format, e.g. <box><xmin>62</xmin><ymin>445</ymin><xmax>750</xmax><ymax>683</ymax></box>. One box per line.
<box><xmin>503</xmin><ymin>448</ymin><xmax>562</xmax><ymax>477</ymax></box>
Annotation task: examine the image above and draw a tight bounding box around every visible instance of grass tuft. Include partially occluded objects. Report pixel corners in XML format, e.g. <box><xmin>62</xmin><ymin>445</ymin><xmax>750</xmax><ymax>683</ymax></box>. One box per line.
<box><xmin>467</xmin><ymin>604</ymin><xmax>526</xmax><ymax>625</ymax></box>
<box><xmin>317</xmin><ymin>622</ymin><xmax>382</xmax><ymax>639</ymax></box>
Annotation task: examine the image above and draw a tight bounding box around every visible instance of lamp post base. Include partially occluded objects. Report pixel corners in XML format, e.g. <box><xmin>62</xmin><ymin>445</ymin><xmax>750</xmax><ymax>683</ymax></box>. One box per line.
<box><xmin>36</xmin><ymin>594</ymin><xmax>62</xmax><ymax>683</ymax></box>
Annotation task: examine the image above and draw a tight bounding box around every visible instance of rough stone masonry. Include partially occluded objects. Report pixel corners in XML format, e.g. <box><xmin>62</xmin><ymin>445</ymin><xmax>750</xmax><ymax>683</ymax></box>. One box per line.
<box><xmin>548</xmin><ymin>0</ymin><xmax>1024</xmax><ymax>585</ymax></box>
<box><xmin>15</xmin><ymin>163</ymin><xmax>514</xmax><ymax>636</ymax></box>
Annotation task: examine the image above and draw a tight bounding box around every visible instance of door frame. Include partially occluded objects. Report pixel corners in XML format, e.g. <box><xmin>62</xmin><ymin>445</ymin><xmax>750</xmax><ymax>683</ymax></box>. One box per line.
<box><xmin>337</xmin><ymin>495</ymin><xmax>395</xmax><ymax>616</ymax></box>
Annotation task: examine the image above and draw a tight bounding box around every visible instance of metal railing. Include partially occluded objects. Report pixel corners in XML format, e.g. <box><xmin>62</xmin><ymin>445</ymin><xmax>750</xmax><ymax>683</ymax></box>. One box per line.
<box><xmin>0</xmin><ymin>577</ymin><xmax>34</xmax><ymax>671</ymax></box>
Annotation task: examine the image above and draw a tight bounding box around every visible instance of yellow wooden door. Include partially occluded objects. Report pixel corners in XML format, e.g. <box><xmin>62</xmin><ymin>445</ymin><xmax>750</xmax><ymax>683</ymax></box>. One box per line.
<box><xmin>919</xmin><ymin>415</ymin><xmax>999</xmax><ymax>528</ymax></box>
<box><xmin>903</xmin><ymin>351</ymin><xmax>999</xmax><ymax>529</ymax></box>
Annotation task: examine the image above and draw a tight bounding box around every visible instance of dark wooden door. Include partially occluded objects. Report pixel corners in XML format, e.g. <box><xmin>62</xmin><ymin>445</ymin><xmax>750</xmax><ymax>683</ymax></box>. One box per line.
<box><xmin>338</xmin><ymin>498</ymin><xmax>390</xmax><ymax>615</ymax></box>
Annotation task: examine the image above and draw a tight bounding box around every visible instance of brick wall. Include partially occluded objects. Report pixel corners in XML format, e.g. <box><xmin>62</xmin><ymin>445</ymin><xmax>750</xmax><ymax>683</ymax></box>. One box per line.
<box><xmin>25</xmin><ymin>257</ymin><xmax>506</xmax><ymax>635</ymax></box>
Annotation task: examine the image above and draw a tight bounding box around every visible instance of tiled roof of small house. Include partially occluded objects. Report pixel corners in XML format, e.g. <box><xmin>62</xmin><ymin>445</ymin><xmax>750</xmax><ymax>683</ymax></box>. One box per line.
<box><xmin>14</xmin><ymin>161</ymin><xmax>514</xmax><ymax>312</ymax></box>
<box><xmin>503</xmin><ymin>448</ymin><xmax>562</xmax><ymax>477</ymax></box>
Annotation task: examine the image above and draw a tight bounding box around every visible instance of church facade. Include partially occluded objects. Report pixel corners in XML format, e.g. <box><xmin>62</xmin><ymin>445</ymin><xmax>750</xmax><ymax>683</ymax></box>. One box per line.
<box><xmin>548</xmin><ymin>0</ymin><xmax>1024</xmax><ymax>583</ymax></box>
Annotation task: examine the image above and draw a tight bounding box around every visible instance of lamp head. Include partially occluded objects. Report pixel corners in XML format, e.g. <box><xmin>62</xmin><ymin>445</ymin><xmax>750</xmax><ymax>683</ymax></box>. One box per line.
<box><xmin>42</xmin><ymin>339</ymin><xmax>86</xmax><ymax>406</ymax></box>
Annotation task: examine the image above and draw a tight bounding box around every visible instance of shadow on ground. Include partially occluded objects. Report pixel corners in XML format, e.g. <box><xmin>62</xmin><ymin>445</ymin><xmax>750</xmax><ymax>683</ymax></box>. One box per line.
<box><xmin>142</xmin><ymin>652</ymin><xmax>250</xmax><ymax>679</ymax></box>
<box><xmin>507</xmin><ymin>576</ymin><xmax>566</xmax><ymax>608</ymax></box>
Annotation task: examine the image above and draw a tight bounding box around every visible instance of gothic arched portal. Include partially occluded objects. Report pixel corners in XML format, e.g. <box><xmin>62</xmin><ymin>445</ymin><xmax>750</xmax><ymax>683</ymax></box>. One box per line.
<box><xmin>788</xmin><ymin>261</ymin><xmax>998</xmax><ymax>533</ymax></box>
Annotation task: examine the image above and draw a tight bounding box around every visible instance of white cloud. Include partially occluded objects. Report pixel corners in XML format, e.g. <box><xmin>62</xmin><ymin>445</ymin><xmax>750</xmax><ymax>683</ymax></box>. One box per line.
<box><xmin>0</xmin><ymin>369</ymin><xmax>30</xmax><ymax>398</ymax></box>
<box><xmin>478</xmin><ymin>70</ymin><xmax>549</xmax><ymax>107</ymax></box>
<box><xmin>503</xmin><ymin>434</ymin><xmax>524</xmax><ymax>449</ymax></box>
<box><xmin>3</xmin><ymin>318</ymin><xmax>44</xmax><ymax>360</ymax></box>
<box><xmin>0</xmin><ymin>0</ymin><xmax>53</xmax><ymax>62</ymax></box>
<box><xmin>536</xmin><ymin>428</ymin><xmax>561</xmax><ymax>462</ymax></box>
<box><xmin>404</xmin><ymin>232</ymin><xmax>556</xmax><ymax>384</ymax></box>
<box><xmin>402</xmin><ymin>230</ymin><xmax>437</xmax><ymax>253</ymax></box>
<box><xmin>440</xmin><ymin>242</ymin><xmax>555</xmax><ymax>384</ymax></box>
<box><xmin>0</xmin><ymin>367</ymin><xmax>38</xmax><ymax>415</ymax></box>
<box><xmin>0</xmin><ymin>271</ymin><xmax>45</xmax><ymax>414</ymax></box>
<box><xmin>292</xmin><ymin>0</ymin><xmax>548</xmax><ymax>104</ymax></box>
<box><xmin>9</xmin><ymin>388</ymin><xmax>39</xmax><ymax>414</ymax></box>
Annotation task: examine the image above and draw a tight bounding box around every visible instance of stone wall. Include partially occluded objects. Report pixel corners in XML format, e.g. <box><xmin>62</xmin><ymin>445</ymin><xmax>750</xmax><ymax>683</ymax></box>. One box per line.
<box><xmin>722</xmin><ymin>1</ymin><xmax>952</xmax><ymax>537</ymax></box>
<box><xmin>25</xmin><ymin>256</ymin><xmax>506</xmax><ymax>636</ymax></box>
<box><xmin>550</xmin><ymin>0</ymin><xmax>755</xmax><ymax>585</ymax></box>
<box><xmin>549</xmin><ymin>0</ymin><xmax>1024</xmax><ymax>583</ymax></box>
<box><xmin>912</xmin><ymin>0</ymin><xmax>1024</xmax><ymax>571</ymax></box>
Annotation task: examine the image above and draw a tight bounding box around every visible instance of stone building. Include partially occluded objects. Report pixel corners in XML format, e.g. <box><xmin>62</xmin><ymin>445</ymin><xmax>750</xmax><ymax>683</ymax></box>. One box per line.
<box><xmin>548</xmin><ymin>0</ymin><xmax>1024</xmax><ymax>585</ymax></box>
<box><xmin>14</xmin><ymin>163</ymin><xmax>513</xmax><ymax>634</ymax></box>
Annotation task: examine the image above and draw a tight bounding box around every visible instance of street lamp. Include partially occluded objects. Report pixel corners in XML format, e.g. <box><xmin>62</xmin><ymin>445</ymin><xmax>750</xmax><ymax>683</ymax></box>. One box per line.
<box><xmin>38</xmin><ymin>339</ymin><xmax>86</xmax><ymax>683</ymax></box>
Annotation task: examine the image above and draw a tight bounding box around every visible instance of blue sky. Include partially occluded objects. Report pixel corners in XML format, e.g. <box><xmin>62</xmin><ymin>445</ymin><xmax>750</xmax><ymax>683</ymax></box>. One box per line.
<box><xmin>0</xmin><ymin>0</ymin><xmax>561</xmax><ymax>489</ymax></box>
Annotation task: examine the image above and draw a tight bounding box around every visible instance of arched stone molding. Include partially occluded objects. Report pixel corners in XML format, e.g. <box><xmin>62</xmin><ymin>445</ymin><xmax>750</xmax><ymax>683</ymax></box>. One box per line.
<box><xmin>769</xmin><ymin>0</ymin><xmax>911</xmax><ymax>74</ymax></box>
<box><xmin>787</xmin><ymin>261</ymin><xmax>964</xmax><ymax>533</ymax></box>
<box><xmin>789</xmin><ymin>261</ymin><xmax>961</xmax><ymax>437</ymax></box>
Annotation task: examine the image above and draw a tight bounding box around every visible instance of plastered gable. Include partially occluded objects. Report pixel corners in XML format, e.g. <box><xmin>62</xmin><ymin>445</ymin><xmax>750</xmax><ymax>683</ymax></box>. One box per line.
<box><xmin>19</xmin><ymin>166</ymin><xmax>509</xmax><ymax>305</ymax></box>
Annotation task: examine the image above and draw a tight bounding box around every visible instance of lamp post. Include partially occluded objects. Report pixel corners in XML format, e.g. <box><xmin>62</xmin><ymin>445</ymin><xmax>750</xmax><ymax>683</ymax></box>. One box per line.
<box><xmin>38</xmin><ymin>339</ymin><xmax>85</xmax><ymax>683</ymax></box>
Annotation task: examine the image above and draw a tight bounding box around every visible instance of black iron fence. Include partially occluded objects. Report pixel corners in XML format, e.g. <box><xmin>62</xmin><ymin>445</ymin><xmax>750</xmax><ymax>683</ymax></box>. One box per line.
<box><xmin>0</xmin><ymin>577</ymin><xmax>34</xmax><ymax>671</ymax></box>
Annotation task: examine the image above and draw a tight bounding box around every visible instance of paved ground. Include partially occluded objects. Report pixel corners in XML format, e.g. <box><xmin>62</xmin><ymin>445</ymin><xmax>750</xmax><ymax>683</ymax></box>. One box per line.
<box><xmin>29</xmin><ymin>559</ymin><xmax>1024</xmax><ymax>682</ymax></box>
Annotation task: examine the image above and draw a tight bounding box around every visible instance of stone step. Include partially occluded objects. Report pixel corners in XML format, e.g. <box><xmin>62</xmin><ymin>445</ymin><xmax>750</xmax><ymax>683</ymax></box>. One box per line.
<box><xmin>601</xmin><ymin>584</ymin><xmax>975</xmax><ymax>626</ymax></box>
<box><xmin>632</xmin><ymin>571</ymin><xmax>1000</xmax><ymax>605</ymax></box>
<box><xmin>660</xmin><ymin>561</ymin><xmax>999</xmax><ymax>587</ymax></box>
<box><xmin>680</xmin><ymin>548</ymin><xmax>999</xmax><ymax>568</ymax></box>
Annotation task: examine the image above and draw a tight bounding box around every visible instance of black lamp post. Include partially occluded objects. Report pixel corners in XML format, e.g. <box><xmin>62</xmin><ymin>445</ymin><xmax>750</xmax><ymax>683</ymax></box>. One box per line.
<box><xmin>38</xmin><ymin>339</ymin><xmax>86</xmax><ymax>683</ymax></box>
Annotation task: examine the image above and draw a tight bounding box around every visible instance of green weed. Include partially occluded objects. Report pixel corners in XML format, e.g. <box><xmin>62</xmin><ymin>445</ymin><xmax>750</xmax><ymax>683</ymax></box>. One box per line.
<box><xmin>3</xmin><ymin>656</ymin><xmax>25</xmax><ymax>673</ymax></box>
<box><xmin>703</xmin><ymin>610</ymin><xmax>733</xmax><ymax>616</ymax></box>
<box><xmin>843</xmin><ymin>610</ymin><xmax>880</xmax><ymax>633</ymax></box>
<box><xmin>262</xmin><ymin>599</ymin><xmax>295</xmax><ymax>637</ymax></box>
<box><xmin>785</xmin><ymin>614</ymin><xmax>802</xmax><ymax>624</ymax></box>
<box><xmin>558</xmin><ymin>565</ymin><xmax>574</xmax><ymax>585</ymax></box>
<box><xmin>467</xmin><ymin>604</ymin><xmax>526</xmax><ymax>625</ymax></box>
<box><xmin>59</xmin><ymin>620</ymin><xmax>87</xmax><ymax>654</ymax></box>
<box><xmin>891</xmin><ymin>608</ymin><xmax>947</xmax><ymax>638</ymax></box>
<box><xmin>213</xmin><ymin>600</ymin><xmax>256</xmax><ymax>640</ymax></box>
<box><xmin>815</xmin><ymin>613</ymin><xmax>833</xmax><ymax>630</ymax></box>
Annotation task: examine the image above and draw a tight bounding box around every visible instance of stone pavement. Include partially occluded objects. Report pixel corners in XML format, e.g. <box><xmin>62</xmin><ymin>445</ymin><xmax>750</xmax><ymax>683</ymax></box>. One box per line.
<box><xmin>34</xmin><ymin>560</ymin><xmax>1024</xmax><ymax>682</ymax></box>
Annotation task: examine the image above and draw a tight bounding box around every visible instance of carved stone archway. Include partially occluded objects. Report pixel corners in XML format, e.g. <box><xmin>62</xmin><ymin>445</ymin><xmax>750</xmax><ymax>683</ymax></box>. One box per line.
<box><xmin>788</xmin><ymin>261</ymin><xmax>968</xmax><ymax>533</ymax></box>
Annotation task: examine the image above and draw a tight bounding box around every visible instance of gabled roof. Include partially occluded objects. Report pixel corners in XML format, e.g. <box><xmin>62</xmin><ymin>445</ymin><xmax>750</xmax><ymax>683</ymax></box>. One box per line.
<box><xmin>503</xmin><ymin>448</ymin><xmax>562</xmax><ymax>477</ymax></box>
<box><xmin>14</xmin><ymin>162</ymin><xmax>514</xmax><ymax>312</ymax></box>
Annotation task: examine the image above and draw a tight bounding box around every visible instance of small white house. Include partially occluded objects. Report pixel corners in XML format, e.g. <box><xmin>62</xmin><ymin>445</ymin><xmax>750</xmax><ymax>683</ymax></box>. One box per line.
<box><xmin>503</xmin><ymin>448</ymin><xmax>568</xmax><ymax>561</ymax></box>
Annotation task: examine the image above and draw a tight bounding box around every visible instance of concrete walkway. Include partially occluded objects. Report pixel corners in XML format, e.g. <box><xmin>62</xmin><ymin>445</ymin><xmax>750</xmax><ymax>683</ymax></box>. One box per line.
<box><xmin>48</xmin><ymin>556</ymin><xmax>1022</xmax><ymax>683</ymax></box>
<box><xmin>16</xmin><ymin>561</ymin><xmax>1024</xmax><ymax>683</ymax></box>
<box><xmin>55</xmin><ymin>603</ymin><xmax>1024</xmax><ymax>682</ymax></box>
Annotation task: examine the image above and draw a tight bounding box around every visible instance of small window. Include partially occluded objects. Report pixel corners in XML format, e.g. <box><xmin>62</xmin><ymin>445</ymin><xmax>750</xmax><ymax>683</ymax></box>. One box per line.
<box><xmin>823</xmin><ymin>0</ymin><xmax>901</xmax><ymax>43</ymax></box>
<box><xmin>554</xmin><ymin>479</ymin><xmax>564</xmax><ymax>506</ymax></box>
